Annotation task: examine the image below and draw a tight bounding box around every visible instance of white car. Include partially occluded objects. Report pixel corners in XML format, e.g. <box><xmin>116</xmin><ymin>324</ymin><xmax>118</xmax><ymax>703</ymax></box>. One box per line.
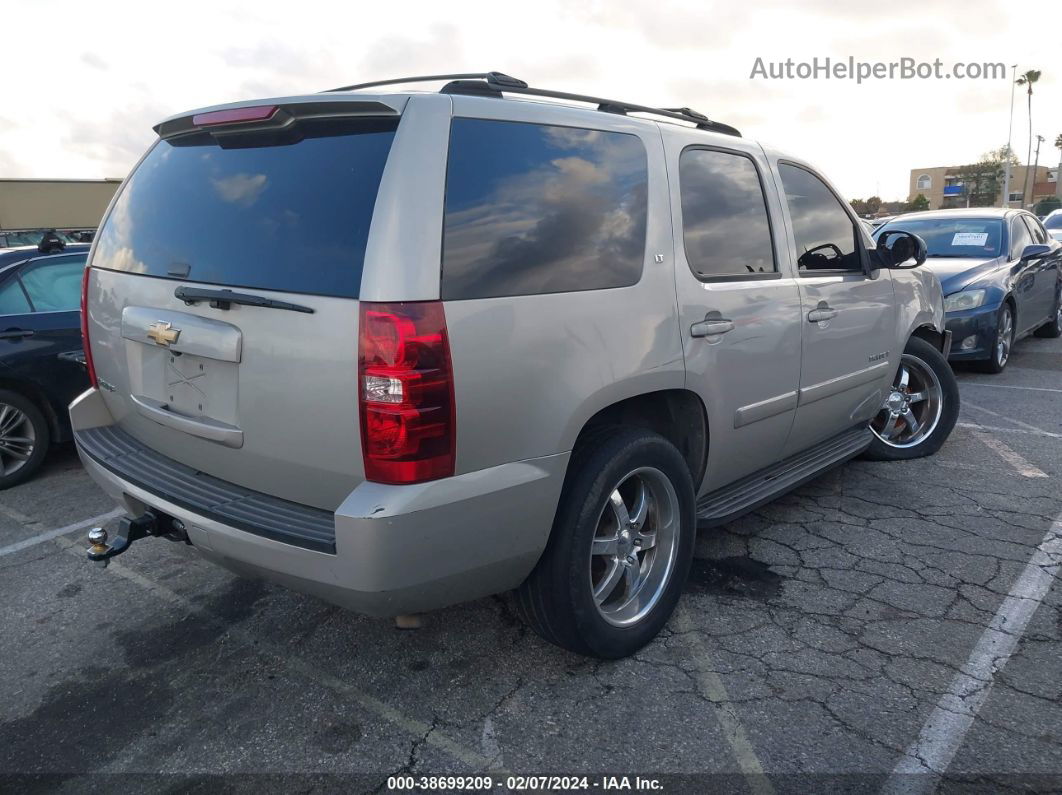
<box><xmin>1043</xmin><ymin>209</ymin><xmax>1062</xmax><ymax>242</ymax></box>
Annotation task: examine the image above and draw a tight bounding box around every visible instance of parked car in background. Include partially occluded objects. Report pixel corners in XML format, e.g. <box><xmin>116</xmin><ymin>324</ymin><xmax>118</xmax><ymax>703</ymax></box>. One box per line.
<box><xmin>0</xmin><ymin>229</ymin><xmax>82</xmax><ymax>248</ymax></box>
<box><xmin>72</xmin><ymin>72</ymin><xmax>957</xmax><ymax>658</ymax></box>
<box><xmin>875</xmin><ymin>208</ymin><xmax>1062</xmax><ymax>373</ymax></box>
<box><xmin>0</xmin><ymin>249</ymin><xmax>89</xmax><ymax>487</ymax></box>
<box><xmin>1044</xmin><ymin>209</ymin><xmax>1062</xmax><ymax>242</ymax></box>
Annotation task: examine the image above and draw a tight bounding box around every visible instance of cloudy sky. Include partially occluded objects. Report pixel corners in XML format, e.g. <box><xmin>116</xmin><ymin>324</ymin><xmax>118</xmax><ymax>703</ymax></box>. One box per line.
<box><xmin>3</xmin><ymin>0</ymin><xmax>1060</xmax><ymax>201</ymax></box>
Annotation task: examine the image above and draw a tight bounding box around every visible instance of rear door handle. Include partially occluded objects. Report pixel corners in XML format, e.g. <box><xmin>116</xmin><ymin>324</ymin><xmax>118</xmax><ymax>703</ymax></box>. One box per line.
<box><xmin>807</xmin><ymin>305</ymin><xmax>838</xmax><ymax>323</ymax></box>
<box><xmin>0</xmin><ymin>328</ymin><xmax>34</xmax><ymax>340</ymax></box>
<box><xmin>690</xmin><ymin>315</ymin><xmax>735</xmax><ymax>337</ymax></box>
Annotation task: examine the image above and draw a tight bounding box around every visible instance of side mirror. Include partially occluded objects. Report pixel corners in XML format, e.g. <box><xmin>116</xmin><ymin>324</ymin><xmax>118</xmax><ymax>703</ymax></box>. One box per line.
<box><xmin>1019</xmin><ymin>243</ymin><xmax>1052</xmax><ymax>261</ymax></box>
<box><xmin>875</xmin><ymin>230</ymin><xmax>927</xmax><ymax>268</ymax></box>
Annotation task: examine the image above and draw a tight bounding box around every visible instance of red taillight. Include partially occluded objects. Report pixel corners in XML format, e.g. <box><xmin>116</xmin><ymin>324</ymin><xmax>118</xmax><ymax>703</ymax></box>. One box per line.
<box><xmin>192</xmin><ymin>105</ymin><xmax>277</xmax><ymax>127</ymax></box>
<box><xmin>358</xmin><ymin>302</ymin><xmax>455</xmax><ymax>484</ymax></box>
<box><xmin>80</xmin><ymin>266</ymin><xmax>98</xmax><ymax>389</ymax></box>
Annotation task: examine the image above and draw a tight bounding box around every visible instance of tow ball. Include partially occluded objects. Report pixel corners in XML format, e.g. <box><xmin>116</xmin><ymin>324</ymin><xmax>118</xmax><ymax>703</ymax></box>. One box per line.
<box><xmin>87</xmin><ymin>512</ymin><xmax>188</xmax><ymax>567</ymax></box>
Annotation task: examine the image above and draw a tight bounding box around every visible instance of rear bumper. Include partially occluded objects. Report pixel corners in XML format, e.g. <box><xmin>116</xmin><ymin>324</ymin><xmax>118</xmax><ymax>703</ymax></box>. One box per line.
<box><xmin>70</xmin><ymin>388</ymin><xmax>568</xmax><ymax>616</ymax></box>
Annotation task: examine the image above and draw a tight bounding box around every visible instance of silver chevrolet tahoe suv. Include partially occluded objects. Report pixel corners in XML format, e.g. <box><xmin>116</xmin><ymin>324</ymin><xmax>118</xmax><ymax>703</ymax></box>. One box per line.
<box><xmin>72</xmin><ymin>72</ymin><xmax>958</xmax><ymax>658</ymax></box>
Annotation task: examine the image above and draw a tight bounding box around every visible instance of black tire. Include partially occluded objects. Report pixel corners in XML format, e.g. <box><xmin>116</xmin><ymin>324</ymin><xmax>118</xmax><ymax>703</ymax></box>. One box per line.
<box><xmin>1034</xmin><ymin>285</ymin><xmax>1062</xmax><ymax>338</ymax></box>
<box><xmin>974</xmin><ymin>303</ymin><xmax>1014</xmax><ymax>374</ymax></box>
<box><xmin>864</xmin><ymin>336</ymin><xmax>959</xmax><ymax>461</ymax></box>
<box><xmin>0</xmin><ymin>389</ymin><xmax>50</xmax><ymax>490</ymax></box>
<box><xmin>515</xmin><ymin>428</ymin><xmax>696</xmax><ymax>659</ymax></box>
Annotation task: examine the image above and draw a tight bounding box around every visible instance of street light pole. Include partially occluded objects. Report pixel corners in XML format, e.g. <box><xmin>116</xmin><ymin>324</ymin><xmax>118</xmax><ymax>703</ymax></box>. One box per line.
<box><xmin>1003</xmin><ymin>63</ymin><xmax>1018</xmax><ymax>207</ymax></box>
<box><xmin>1031</xmin><ymin>134</ymin><xmax>1044</xmax><ymax>210</ymax></box>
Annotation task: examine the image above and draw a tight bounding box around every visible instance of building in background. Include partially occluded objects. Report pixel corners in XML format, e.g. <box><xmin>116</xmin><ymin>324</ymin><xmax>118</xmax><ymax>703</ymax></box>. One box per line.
<box><xmin>908</xmin><ymin>165</ymin><xmax>1050</xmax><ymax>210</ymax></box>
<box><xmin>0</xmin><ymin>178</ymin><xmax>122</xmax><ymax>232</ymax></box>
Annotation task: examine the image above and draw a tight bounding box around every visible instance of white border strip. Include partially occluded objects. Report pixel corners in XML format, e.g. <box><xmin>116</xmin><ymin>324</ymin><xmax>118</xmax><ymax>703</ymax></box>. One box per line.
<box><xmin>967</xmin><ymin>427</ymin><xmax>1048</xmax><ymax>478</ymax></box>
<box><xmin>0</xmin><ymin>508</ymin><xmax>123</xmax><ymax>558</ymax></box>
<box><xmin>883</xmin><ymin>516</ymin><xmax>1062</xmax><ymax>793</ymax></box>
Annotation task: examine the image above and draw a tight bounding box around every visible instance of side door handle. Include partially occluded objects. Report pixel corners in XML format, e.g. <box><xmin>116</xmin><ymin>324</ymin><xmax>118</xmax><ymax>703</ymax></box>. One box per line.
<box><xmin>690</xmin><ymin>314</ymin><xmax>735</xmax><ymax>338</ymax></box>
<box><xmin>807</xmin><ymin>303</ymin><xmax>838</xmax><ymax>323</ymax></box>
<box><xmin>0</xmin><ymin>328</ymin><xmax>34</xmax><ymax>340</ymax></box>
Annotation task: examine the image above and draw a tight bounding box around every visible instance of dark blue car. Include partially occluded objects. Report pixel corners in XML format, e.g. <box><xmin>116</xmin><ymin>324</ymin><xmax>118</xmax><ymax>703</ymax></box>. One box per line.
<box><xmin>875</xmin><ymin>208</ymin><xmax>1062</xmax><ymax>373</ymax></box>
<box><xmin>0</xmin><ymin>246</ymin><xmax>90</xmax><ymax>487</ymax></box>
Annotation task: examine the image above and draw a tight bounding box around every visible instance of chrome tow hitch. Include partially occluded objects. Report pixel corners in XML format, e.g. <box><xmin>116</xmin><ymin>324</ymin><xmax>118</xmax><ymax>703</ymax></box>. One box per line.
<box><xmin>87</xmin><ymin>512</ymin><xmax>188</xmax><ymax>567</ymax></box>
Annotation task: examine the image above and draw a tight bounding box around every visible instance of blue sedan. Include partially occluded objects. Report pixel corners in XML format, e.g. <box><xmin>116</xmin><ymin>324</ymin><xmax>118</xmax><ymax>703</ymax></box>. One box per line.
<box><xmin>875</xmin><ymin>208</ymin><xmax>1062</xmax><ymax>373</ymax></box>
<box><xmin>0</xmin><ymin>246</ymin><xmax>90</xmax><ymax>487</ymax></box>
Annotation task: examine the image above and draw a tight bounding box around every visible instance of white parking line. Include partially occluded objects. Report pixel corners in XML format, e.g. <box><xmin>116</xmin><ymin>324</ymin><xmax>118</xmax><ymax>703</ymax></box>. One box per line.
<box><xmin>964</xmin><ymin>401</ymin><xmax>1060</xmax><ymax>437</ymax></box>
<box><xmin>959</xmin><ymin>382</ymin><xmax>1062</xmax><ymax>394</ymax></box>
<box><xmin>0</xmin><ymin>508</ymin><xmax>124</xmax><ymax>558</ymax></box>
<box><xmin>957</xmin><ymin>422</ymin><xmax>1062</xmax><ymax>440</ymax></box>
<box><xmin>884</xmin><ymin>514</ymin><xmax>1062</xmax><ymax>793</ymax></box>
<box><xmin>674</xmin><ymin>608</ymin><xmax>775</xmax><ymax>795</ymax></box>
<box><xmin>967</xmin><ymin>427</ymin><xmax>1048</xmax><ymax>478</ymax></box>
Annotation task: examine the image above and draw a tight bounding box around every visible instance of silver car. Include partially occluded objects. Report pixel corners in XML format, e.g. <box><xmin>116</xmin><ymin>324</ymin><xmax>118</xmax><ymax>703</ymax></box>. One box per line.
<box><xmin>71</xmin><ymin>72</ymin><xmax>959</xmax><ymax>658</ymax></box>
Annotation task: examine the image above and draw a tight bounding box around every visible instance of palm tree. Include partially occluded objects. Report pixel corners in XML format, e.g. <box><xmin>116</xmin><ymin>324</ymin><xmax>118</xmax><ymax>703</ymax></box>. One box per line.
<box><xmin>1016</xmin><ymin>69</ymin><xmax>1041</xmax><ymax>206</ymax></box>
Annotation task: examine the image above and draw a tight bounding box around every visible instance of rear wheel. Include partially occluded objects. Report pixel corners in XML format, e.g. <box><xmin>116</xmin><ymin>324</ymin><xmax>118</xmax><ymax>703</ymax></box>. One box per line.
<box><xmin>515</xmin><ymin>428</ymin><xmax>695</xmax><ymax>658</ymax></box>
<box><xmin>0</xmin><ymin>390</ymin><xmax>50</xmax><ymax>489</ymax></box>
<box><xmin>1034</xmin><ymin>284</ymin><xmax>1062</xmax><ymax>338</ymax></box>
<box><xmin>865</xmin><ymin>337</ymin><xmax>958</xmax><ymax>461</ymax></box>
<box><xmin>975</xmin><ymin>303</ymin><xmax>1014</xmax><ymax>373</ymax></box>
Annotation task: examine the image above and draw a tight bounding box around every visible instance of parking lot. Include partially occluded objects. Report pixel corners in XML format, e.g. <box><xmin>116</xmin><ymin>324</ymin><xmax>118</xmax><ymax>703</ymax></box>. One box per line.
<box><xmin>1</xmin><ymin>336</ymin><xmax>1060</xmax><ymax>792</ymax></box>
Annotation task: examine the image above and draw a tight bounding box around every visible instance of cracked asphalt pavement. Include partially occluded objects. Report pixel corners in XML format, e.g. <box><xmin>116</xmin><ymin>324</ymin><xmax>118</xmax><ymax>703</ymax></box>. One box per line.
<box><xmin>2</xmin><ymin>335</ymin><xmax>1060</xmax><ymax>793</ymax></box>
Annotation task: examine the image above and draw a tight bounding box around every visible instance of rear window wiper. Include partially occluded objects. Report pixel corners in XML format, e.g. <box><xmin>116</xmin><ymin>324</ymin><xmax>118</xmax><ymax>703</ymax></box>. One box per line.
<box><xmin>174</xmin><ymin>286</ymin><xmax>315</xmax><ymax>314</ymax></box>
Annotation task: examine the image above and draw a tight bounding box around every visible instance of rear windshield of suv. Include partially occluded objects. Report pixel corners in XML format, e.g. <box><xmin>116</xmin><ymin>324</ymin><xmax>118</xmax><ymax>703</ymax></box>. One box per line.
<box><xmin>91</xmin><ymin>117</ymin><xmax>398</xmax><ymax>298</ymax></box>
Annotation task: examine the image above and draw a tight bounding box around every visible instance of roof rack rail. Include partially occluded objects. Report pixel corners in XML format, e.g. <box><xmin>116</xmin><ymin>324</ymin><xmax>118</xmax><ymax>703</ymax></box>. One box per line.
<box><xmin>324</xmin><ymin>72</ymin><xmax>528</xmax><ymax>93</ymax></box>
<box><xmin>323</xmin><ymin>72</ymin><xmax>741</xmax><ymax>138</ymax></box>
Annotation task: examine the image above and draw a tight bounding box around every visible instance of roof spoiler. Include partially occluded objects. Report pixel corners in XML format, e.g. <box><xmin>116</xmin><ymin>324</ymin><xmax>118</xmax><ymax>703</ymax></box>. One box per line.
<box><xmin>153</xmin><ymin>99</ymin><xmax>399</xmax><ymax>140</ymax></box>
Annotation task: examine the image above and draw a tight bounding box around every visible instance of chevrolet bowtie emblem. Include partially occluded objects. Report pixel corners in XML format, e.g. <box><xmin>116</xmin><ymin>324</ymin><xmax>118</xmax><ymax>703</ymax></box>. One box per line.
<box><xmin>146</xmin><ymin>321</ymin><xmax>181</xmax><ymax>347</ymax></box>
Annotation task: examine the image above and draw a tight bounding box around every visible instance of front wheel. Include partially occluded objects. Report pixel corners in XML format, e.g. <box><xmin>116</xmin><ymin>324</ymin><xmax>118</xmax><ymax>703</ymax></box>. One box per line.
<box><xmin>515</xmin><ymin>428</ymin><xmax>695</xmax><ymax>658</ymax></box>
<box><xmin>975</xmin><ymin>303</ymin><xmax>1014</xmax><ymax>373</ymax></box>
<box><xmin>1034</xmin><ymin>285</ymin><xmax>1062</xmax><ymax>338</ymax></box>
<box><xmin>865</xmin><ymin>337</ymin><xmax>959</xmax><ymax>461</ymax></box>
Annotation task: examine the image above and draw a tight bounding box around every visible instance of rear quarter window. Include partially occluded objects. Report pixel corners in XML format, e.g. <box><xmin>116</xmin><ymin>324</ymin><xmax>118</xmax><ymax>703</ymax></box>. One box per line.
<box><xmin>90</xmin><ymin>117</ymin><xmax>397</xmax><ymax>298</ymax></box>
<box><xmin>441</xmin><ymin>118</ymin><xmax>648</xmax><ymax>300</ymax></box>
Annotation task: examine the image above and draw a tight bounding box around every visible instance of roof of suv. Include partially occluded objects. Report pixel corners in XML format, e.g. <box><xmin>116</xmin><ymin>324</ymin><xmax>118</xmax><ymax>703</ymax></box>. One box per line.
<box><xmin>154</xmin><ymin>71</ymin><xmax>743</xmax><ymax>141</ymax></box>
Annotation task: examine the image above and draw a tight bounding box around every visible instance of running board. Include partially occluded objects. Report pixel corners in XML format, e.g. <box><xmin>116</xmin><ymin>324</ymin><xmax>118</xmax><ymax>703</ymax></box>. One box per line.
<box><xmin>696</xmin><ymin>425</ymin><xmax>873</xmax><ymax>528</ymax></box>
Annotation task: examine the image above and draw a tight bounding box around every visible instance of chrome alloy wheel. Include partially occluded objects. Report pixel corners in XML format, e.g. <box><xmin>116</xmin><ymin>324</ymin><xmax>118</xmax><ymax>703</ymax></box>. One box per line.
<box><xmin>0</xmin><ymin>402</ymin><xmax>35</xmax><ymax>477</ymax></box>
<box><xmin>995</xmin><ymin>305</ymin><xmax>1014</xmax><ymax>368</ymax></box>
<box><xmin>870</xmin><ymin>353</ymin><xmax>944</xmax><ymax>449</ymax></box>
<box><xmin>589</xmin><ymin>467</ymin><xmax>680</xmax><ymax>627</ymax></box>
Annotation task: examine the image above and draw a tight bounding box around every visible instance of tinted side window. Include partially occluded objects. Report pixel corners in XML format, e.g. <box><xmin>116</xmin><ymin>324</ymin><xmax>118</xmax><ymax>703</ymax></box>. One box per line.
<box><xmin>0</xmin><ymin>278</ymin><xmax>31</xmax><ymax>315</ymax></box>
<box><xmin>20</xmin><ymin>256</ymin><xmax>86</xmax><ymax>312</ymax></box>
<box><xmin>778</xmin><ymin>164</ymin><xmax>861</xmax><ymax>273</ymax></box>
<box><xmin>1022</xmin><ymin>215</ymin><xmax>1048</xmax><ymax>244</ymax></box>
<box><xmin>1010</xmin><ymin>216</ymin><xmax>1032</xmax><ymax>259</ymax></box>
<box><xmin>680</xmin><ymin>149</ymin><xmax>775</xmax><ymax>278</ymax></box>
<box><xmin>442</xmin><ymin>119</ymin><xmax>648</xmax><ymax>300</ymax></box>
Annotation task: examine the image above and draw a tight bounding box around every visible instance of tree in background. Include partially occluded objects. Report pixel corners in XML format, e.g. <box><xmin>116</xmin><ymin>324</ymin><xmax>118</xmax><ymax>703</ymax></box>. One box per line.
<box><xmin>1016</xmin><ymin>69</ymin><xmax>1042</xmax><ymax>206</ymax></box>
<box><xmin>907</xmin><ymin>194</ymin><xmax>930</xmax><ymax>212</ymax></box>
<box><xmin>850</xmin><ymin>196</ymin><xmax>885</xmax><ymax>217</ymax></box>
<box><xmin>954</xmin><ymin>147</ymin><xmax>1019</xmax><ymax>208</ymax></box>
<box><xmin>1034</xmin><ymin>196</ymin><xmax>1060</xmax><ymax>216</ymax></box>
